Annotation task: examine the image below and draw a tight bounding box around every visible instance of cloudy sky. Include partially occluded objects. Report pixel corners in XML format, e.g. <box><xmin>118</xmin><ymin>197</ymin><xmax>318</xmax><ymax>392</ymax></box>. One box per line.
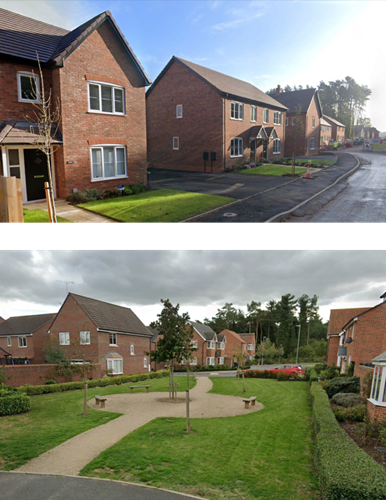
<box><xmin>2</xmin><ymin>0</ymin><xmax>385</xmax><ymax>130</ymax></box>
<box><xmin>1</xmin><ymin>250</ymin><xmax>385</xmax><ymax>325</ymax></box>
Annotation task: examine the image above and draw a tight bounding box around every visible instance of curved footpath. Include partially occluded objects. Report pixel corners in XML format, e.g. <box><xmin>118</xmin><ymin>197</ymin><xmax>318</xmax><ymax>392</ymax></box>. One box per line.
<box><xmin>16</xmin><ymin>377</ymin><xmax>263</xmax><ymax>476</ymax></box>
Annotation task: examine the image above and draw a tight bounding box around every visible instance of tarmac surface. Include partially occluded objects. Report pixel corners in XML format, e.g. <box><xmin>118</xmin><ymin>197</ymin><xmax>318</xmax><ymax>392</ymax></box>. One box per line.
<box><xmin>149</xmin><ymin>152</ymin><xmax>360</xmax><ymax>222</ymax></box>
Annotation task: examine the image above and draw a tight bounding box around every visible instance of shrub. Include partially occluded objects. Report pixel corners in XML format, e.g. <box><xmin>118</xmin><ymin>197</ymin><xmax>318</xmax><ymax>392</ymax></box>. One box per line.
<box><xmin>123</xmin><ymin>186</ymin><xmax>133</xmax><ymax>196</ymax></box>
<box><xmin>84</xmin><ymin>189</ymin><xmax>100</xmax><ymax>201</ymax></box>
<box><xmin>325</xmin><ymin>376</ymin><xmax>360</xmax><ymax>398</ymax></box>
<box><xmin>311</xmin><ymin>382</ymin><xmax>386</xmax><ymax>499</ymax></box>
<box><xmin>45</xmin><ymin>380</ymin><xmax>57</xmax><ymax>385</ymax></box>
<box><xmin>314</xmin><ymin>362</ymin><xmax>328</xmax><ymax>374</ymax></box>
<box><xmin>129</xmin><ymin>183</ymin><xmax>147</xmax><ymax>195</ymax></box>
<box><xmin>331</xmin><ymin>393</ymin><xmax>366</xmax><ymax>407</ymax></box>
<box><xmin>320</xmin><ymin>365</ymin><xmax>340</xmax><ymax>380</ymax></box>
<box><xmin>0</xmin><ymin>385</ymin><xmax>31</xmax><ymax>416</ymax></box>
<box><xmin>361</xmin><ymin>371</ymin><xmax>374</xmax><ymax>398</ymax></box>
<box><xmin>332</xmin><ymin>405</ymin><xmax>367</xmax><ymax>422</ymax></box>
<box><xmin>66</xmin><ymin>190</ymin><xmax>90</xmax><ymax>204</ymax></box>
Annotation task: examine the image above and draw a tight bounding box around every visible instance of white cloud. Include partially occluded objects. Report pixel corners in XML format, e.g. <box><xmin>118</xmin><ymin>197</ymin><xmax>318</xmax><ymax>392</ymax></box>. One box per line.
<box><xmin>211</xmin><ymin>11</ymin><xmax>263</xmax><ymax>31</ymax></box>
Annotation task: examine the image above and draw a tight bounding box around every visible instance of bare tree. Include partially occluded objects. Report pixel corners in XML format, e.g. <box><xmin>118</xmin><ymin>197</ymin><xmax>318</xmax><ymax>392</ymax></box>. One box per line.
<box><xmin>26</xmin><ymin>54</ymin><xmax>61</xmax><ymax>222</ymax></box>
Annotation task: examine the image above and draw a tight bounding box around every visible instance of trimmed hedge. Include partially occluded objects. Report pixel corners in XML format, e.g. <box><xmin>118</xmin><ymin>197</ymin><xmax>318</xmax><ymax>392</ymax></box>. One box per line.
<box><xmin>18</xmin><ymin>370</ymin><xmax>169</xmax><ymax>396</ymax></box>
<box><xmin>330</xmin><ymin>393</ymin><xmax>366</xmax><ymax>408</ymax></box>
<box><xmin>332</xmin><ymin>405</ymin><xmax>367</xmax><ymax>422</ymax></box>
<box><xmin>325</xmin><ymin>376</ymin><xmax>360</xmax><ymax>398</ymax></box>
<box><xmin>244</xmin><ymin>369</ymin><xmax>306</xmax><ymax>381</ymax></box>
<box><xmin>0</xmin><ymin>386</ymin><xmax>31</xmax><ymax>416</ymax></box>
<box><xmin>311</xmin><ymin>382</ymin><xmax>386</xmax><ymax>499</ymax></box>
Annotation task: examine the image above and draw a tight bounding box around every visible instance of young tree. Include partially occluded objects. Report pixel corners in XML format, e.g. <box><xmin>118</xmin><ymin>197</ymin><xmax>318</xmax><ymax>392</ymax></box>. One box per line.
<box><xmin>26</xmin><ymin>55</ymin><xmax>61</xmax><ymax>222</ymax></box>
<box><xmin>149</xmin><ymin>299</ymin><xmax>194</xmax><ymax>401</ymax></box>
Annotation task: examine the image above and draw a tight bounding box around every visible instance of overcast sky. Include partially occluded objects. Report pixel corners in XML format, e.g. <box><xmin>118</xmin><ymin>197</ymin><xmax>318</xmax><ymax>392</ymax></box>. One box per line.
<box><xmin>1</xmin><ymin>250</ymin><xmax>385</xmax><ymax>325</ymax></box>
<box><xmin>1</xmin><ymin>0</ymin><xmax>385</xmax><ymax>130</ymax></box>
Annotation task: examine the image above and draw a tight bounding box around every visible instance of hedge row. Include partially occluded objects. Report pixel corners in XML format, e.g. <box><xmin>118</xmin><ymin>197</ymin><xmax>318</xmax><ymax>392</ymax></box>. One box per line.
<box><xmin>244</xmin><ymin>369</ymin><xmax>306</xmax><ymax>381</ymax></box>
<box><xmin>0</xmin><ymin>386</ymin><xmax>31</xmax><ymax>416</ymax></box>
<box><xmin>311</xmin><ymin>382</ymin><xmax>386</xmax><ymax>499</ymax></box>
<box><xmin>324</xmin><ymin>376</ymin><xmax>360</xmax><ymax>398</ymax></box>
<box><xmin>18</xmin><ymin>370</ymin><xmax>169</xmax><ymax>396</ymax></box>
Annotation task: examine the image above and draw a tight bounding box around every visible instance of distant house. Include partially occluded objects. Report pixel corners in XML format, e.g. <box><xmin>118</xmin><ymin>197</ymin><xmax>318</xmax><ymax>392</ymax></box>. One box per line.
<box><xmin>319</xmin><ymin>118</ymin><xmax>332</xmax><ymax>147</ymax></box>
<box><xmin>146</xmin><ymin>57</ymin><xmax>287</xmax><ymax>173</ymax></box>
<box><xmin>323</xmin><ymin>115</ymin><xmax>345</xmax><ymax>143</ymax></box>
<box><xmin>273</xmin><ymin>87</ymin><xmax>322</xmax><ymax>157</ymax></box>
<box><xmin>0</xmin><ymin>8</ymin><xmax>150</xmax><ymax>203</ymax></box>
<box><xmin>219</xmin><ymin>329</ymin><xmax>254</xmax><ymax>367</ymax></box>
<box><xmin>0</xmin><ymin>313</ymin><xmax>56</xmax><ymax>364</ymax></box>
<box><xmin>49</xmin><ymin>293</ymin><xmax>152</xmax><ymax>375</ymax></box>
<box><xmin>354</xmin><ymin>125</ymin><xmax>379</xmax><ymax>141</ymax></box>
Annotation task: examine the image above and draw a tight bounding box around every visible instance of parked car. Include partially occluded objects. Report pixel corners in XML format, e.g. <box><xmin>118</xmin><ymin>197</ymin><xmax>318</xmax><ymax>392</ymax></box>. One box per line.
<box><xmin>268</xmin><ymin>364</ymin><xmax>306</xmax><ymax>375</ymax></box>
<box><xmin>353</xmin><ymin>138</ymin><xmax>364</xmax><ymax>145</ymax></box>
<box><xmin>345</xmin><ymin>141</ymin><xmax>353</xmax><ymax>148</ymax></box>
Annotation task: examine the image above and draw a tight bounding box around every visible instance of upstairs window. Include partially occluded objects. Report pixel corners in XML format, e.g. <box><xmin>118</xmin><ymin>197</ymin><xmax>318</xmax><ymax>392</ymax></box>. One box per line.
<box><xmin>191</xmin><ymin>340</ymin><xmax>198</xmax><ymax>349</ymax></box>
<box><xmin>17</xmin><ymin>71</ymin><xmax>40</xmax><ymax>103</ymax></box>
<box><xmin>312</xmin><ymin>117</ymin><xmax>315</xmax><ymax>128</ymax></box>
<box><xmin>91</xmin><ymin>145</ymin><xmax>126</xmax><ymax>180</ymax></box>
<box><xmin>80</xmin><ymin>331</ymin><xmax>90</xmax><ymax>345</ymax></box>
<box><xmin>176</xmin><ymin>104</ymin><xmax>183</xmax><ymax>118</ymax></box>
<box><xmin>88</xmin><ymin>81</ymin><xmax>124</xmax><ymax>115</ymax></box>
<box><xmin>231</xmin><ymin>101</ymin><xmax>244</xmax><ymax>120</ymax></box>
<box><xmin>263</xmin><ymin>109</ymin><xmax>268</xmax><ymax>124</ymax></box>
<box><xmin>18</xmin><ymin>336</ymin><xmax>27</xmax><ymax>348</ymax></box>
<box><xmin>274</xmin><ymin>111</ymin><xmax>282</xmax><ymax>125</ymax></box>
<box><xmin>7</xmin><ymin>337</ymin><xmax>12</xmax><ymax>347</ymax></box>
<box><xmin>109</xmin><ymin>333</ymin><xmax>117</xmax><ymax>345</ymax></box>
<box><xmin>250</xmin><ymin>106</ymin><xmax>256</xmax><ymax>122</ymax></box>
<box><xmin>59</xmin><ymin>332</ymin><xmax>70</xmax><ymax>345</ymax></box>
<box><xmin>207</xmin><ymin>341</ymin><xmax>216</xmax><ymax>349</ymax></box>
<box><xmin>130</xmin><ymin>345</ymin><xmax>135</xmax><ymax>355</ymax></box>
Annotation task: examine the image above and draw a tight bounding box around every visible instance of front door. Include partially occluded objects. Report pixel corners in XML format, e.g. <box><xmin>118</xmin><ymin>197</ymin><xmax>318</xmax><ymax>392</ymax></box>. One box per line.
<box><xmin>24</xmin><ymin>149</ymin><xmax>49</xmax><ymax>201</ymax></box>
<box><xmin>263</xmin><ymin>140</ymin><xmax>268</xmax><ymax>159</ymax></box>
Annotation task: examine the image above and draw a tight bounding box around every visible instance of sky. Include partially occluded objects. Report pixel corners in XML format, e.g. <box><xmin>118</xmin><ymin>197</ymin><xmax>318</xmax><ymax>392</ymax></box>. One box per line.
<box><xmin>1</xmin><ymin>250</ymin><xmax>385</xmax><ymax>325</ymax></box>
<box><xmin>1</xmin><ymin>0</ymin><xmax>385</xmax><ymax>130</ymax></box>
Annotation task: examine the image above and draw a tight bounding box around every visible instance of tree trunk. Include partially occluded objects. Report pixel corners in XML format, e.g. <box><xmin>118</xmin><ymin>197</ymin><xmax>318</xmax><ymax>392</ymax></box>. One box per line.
<box><xmin>83</xmin><ymin>376</ymin><xmax>88</xmax><ymax>417</ymax></box>
<box><xmin>242</xmin><ymin>371</ymin><xmax>246</xmax><ymax>393</ymax></box>
<box><xmin>186</xmin><ymin>388</ymin><xmax>191</xmax><ymax>433</ymax></box>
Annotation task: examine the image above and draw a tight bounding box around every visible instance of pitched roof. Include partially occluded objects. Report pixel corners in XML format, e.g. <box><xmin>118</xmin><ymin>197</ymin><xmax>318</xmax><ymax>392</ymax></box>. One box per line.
<box><xmin>323</xmin><ymin>115</ymin><xmax>345</xmax><ymax>127</ymax></box>
<box><xmin>341</xmin><ymin>300</ymin><xmax>386</xmax><ymax>330</ymax></box>
<box><xmin>372</xmin><ymin>350</ymin><xmax>386</xmax><ymax>363</ymax></box>
<box><xmin>327</xmin><ymin>308</ymin><xmax>370</xmax><ymax>337</ymax></box>
<box><xmin>147</xmin><ymin>56</ymin><xmax>287</xmax><ymax>110</ymax></box>
<box><xmin>320</xmin><ymin>117</ymin><xmax>332</xmax><ymax>127</ymax></box>
<box><xmin>189</xmin><ymin>321</ymin><xmax>216</xmax><ymax>341</ymax></box>
<box><xmin>272</xmin><ymin>88</ymin><xmax>322</xmax><ymax>116</ymax></box>
<box><xmin>0</xmin><ymin>313</ymin><xmax>56</xmax><ymax>336</ymax></box>
<box><xmin>0</xmin><ymin>8</ymin><xmax>150</xmax><ymax>85</ymax></box>
<box><xmin>219</xmin><ymin>329</ymin><xmax>245</xmax><ymax>344</ymax></box>
<box><xmin>68</xmin><ymin>293</ymin><xmax>152</xmax><ymax>337</ymax></box>
<box><xmin>147</xmin><ymin>326</ymin><xmax>160</xmax><ymax>343</ymax></box>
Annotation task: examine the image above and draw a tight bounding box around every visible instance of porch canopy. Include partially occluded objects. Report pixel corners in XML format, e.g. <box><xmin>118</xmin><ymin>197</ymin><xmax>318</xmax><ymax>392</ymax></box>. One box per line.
<box><xmin>248</xmin><ymin>126</ymin><xmax>278</xmax><ymax>163</ymax></box>
<box><xmin>0</xmin><ymin>119</ymin><xmax>62</xmax><ymax>145</ymax></box>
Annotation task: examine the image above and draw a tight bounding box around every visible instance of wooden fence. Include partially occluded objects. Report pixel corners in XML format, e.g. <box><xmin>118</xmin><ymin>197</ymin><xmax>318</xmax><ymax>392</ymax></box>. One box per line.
<box><xmin>0</xmin><ymin>176</ymin><xmax>23</xmax><ymax>222</ymax></box>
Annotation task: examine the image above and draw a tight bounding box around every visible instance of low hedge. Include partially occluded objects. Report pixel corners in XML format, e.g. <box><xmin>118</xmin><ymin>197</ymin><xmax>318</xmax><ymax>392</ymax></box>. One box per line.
<box><xmin>330</xmin><ymin>393</ymin><xmax>366</xmax><ymax>408</ymax></box>
<box><xmin>332</xmin><ymin>405</ymin><xmax>367</xmax><ymax>422</ymax></box>
<box><xmin>325</xmin><ymin>376</ymin><xmax>360</xmax><ymax>398</ymax></box>
<box><xmin>18</xmin><ymin>369</ymin><xmax>169</xmax><ymax>396</ymax></box>
<box><xmin>244</xmin><ymin>369</ymin><xmax>306</xmax><ymax>381</ymax></box>
<box><xmin>311</xmin><ymin>382</ymin><xmax>386</xmax><ymax>499</ymax></box>
<box><xmin>0</xmin><ymin>386</ymin><xmax>31</xmax><ymax>416</ymax></box>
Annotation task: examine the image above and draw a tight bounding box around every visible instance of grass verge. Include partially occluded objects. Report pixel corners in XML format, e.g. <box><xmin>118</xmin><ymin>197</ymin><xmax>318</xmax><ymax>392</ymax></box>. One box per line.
<box><xmin>23</xmin><ymin>208</ymin><xmax>71</xmax><ymax>223</ymax></box>
<box><xmin>0</xmin><ymin>376</ymin><xmax>194</xmax><ymax>471</ymax></box>
<box><xmin>81</xmin><ymin>378</ymin><xmax>319</xmax><ymax>500</ymax></box>
<box><xmin>77</xmin><ymin>189</ymin><xmax>234</xmax><ymax>222</ymax></box>
<box><xmin>241</xmin><ymin>165</ymin><xmax>314</xmax><ymax>176</ymax></box>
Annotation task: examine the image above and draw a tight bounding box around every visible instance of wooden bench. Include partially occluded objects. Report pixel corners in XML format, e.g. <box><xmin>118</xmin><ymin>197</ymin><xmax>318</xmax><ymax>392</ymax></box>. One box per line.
<box><xmin>95</xmin><ymin>395</ymin><xmax>107</xmax><ymax>408</ymax></box>
<box><xmin>129</xmin><ymin>385</ymin><xmax>150</xmax><ymax>394</ymax></box>
<box><xmin>243</xmin><ymin>396</ymin><xmax>256</xmax><ymax>409</ymax></box>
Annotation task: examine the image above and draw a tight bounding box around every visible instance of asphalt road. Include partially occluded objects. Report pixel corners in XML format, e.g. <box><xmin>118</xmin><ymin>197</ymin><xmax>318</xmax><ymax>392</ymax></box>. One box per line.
<box><xmin>285</xmin><ymin>150</ymin><xmax>386</xmax><ymax>222</ymax></box>
<box><xmin>149</xmin><ymin>152</ymin><xmax>360</xmax><ymax>222</ymax></box>
<box><xmin>0</xmin><ymin>472</ymin><xmax>203</xmax><ymax>500</ymax></box>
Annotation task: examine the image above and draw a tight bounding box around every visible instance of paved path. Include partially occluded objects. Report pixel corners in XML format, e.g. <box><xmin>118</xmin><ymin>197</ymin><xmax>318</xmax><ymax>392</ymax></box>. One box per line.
<box><xmin>17</xmin><ymin>377</ymin><xmax>263</xmax><ymax>476</ymax></box>
<box><xmin>25</xmin><ymin>199</ymin><xmax>117</xmax><ymax>223</ymax></box>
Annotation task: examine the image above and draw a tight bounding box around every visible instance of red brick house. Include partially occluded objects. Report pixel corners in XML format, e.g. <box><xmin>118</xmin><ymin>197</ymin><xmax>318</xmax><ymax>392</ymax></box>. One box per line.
<box><xmin>326</xmin><ymin>307</ymin><xmax>369</xmax><ymax>367</ymax></box>
<box><xmin>0</xmin><ymin>313</ymin><xmax>56</xmax><ymax>364</ymax></box>
<box><xmin>323</xmin><ymin>115</ymin><xmax>345</xmax><ymax>144</ymax></box>
<box><xmin>319</xmin><ymin>118</ymin><xmax>332</xmax><ymax>148</ymax></box>
<box><xmin>219</xmin><ymin>329</ymin><xmax>254</xmax><ymax>367</ymax></box>
<box><xmin>49</xmin><ymin>293</ymin><xmax>152</xmax><ymax>376</ymax></box>
<box><xmin>273</xmin><ymin>87</ymin><xmax>322</xmax><ymax>157</ymax></box>
<box><xmin>146</xmin><ymin>57</ymin><xmax>287</xmax><ymax>173</ymax></box>
<box><xmin>0</xmin><ymin>8</ymin><xmax>150</xmax><ymax>203</ymax></box>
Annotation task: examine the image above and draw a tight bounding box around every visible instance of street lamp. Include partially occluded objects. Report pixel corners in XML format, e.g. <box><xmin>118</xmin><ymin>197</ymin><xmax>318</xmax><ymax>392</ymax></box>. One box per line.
<box><xmin>295</xmin><ymin>325</ymin><xmax>301</xmax><ymax>365</ymax></box>
<box><xmin>261</xmin><ymin>336</ymin><xmax>267</xmax><ymax>366</ymax></box>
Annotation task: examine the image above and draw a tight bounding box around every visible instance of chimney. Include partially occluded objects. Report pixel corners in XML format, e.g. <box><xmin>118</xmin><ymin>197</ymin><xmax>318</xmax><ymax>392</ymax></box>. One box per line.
<box><xmin>276</xmin><ymin>85</ymin><xmax>282</xmax><ymax>94</ymax></box>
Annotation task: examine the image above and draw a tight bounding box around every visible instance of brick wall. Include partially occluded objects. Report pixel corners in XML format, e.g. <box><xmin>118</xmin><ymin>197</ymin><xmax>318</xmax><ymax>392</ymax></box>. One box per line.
<box><xmin>326</xmin><ymin>336</ymin><xmax>340</xmax><ymax>365</ymax></box>
<box><xmin>56</xmin><ymin>21</ymin><xmax>148</xmax><ymax>198</ymax></box>
<box><xmin>284</xmin><ymin>96</ymin><xmax>320</xmax><ymax>157</ymax></box>
<box><xmin>3</xmin><ymin>363</ymin><xmax>102</xmax><ymax>387</ymax></box>
<box><xmin>367</xmin><ymin>399</ymin><xmax>386</xmax><ymax>422</ymax></box>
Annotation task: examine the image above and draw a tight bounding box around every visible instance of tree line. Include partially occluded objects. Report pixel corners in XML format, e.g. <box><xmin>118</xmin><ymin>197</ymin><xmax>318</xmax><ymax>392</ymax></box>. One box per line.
<box><xmin>202</xmin><ymin>294</ymin><xmax>328</xmax><ymax>358</ymax></box>
<box><xmin>267</xmin><ymin>77</ymin><xmax>372</xmax><ymax>138</ymax></box>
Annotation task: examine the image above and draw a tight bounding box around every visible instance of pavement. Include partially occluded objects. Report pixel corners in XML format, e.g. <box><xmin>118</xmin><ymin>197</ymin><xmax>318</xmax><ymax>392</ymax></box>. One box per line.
<box><xmin>149</xmin><ymin>151</ymin><xmax>361</xmax><ymax>222</ymax></box>
<box><xmin>25</xmin><ymin>199</ymin><xmax>117</xmax><ymax>223</ymax></box>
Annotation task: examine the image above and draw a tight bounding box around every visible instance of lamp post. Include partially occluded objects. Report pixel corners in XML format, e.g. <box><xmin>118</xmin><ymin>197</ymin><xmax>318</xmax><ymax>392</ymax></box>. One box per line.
<box><xmin>295</xmin><ymin>325</ymin><xmax>301</xmax><ymax>365</ymax></box>
<box><xmin>261</xmin><ymin>336</ymin><xmax>267</xmax><ymax>366</ymax></box>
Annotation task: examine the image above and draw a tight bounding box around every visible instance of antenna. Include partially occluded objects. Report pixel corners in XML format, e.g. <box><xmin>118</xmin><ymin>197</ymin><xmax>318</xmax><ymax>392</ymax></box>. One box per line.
<box><xmin>57</xmin><ymin>280</ymin><xmax>74</xmax><ymax>294</ymax></box>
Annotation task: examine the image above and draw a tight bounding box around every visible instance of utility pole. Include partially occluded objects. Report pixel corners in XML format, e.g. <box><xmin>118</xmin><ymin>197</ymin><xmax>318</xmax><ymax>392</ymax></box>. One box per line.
<box><xmin>261</xmin><ymin>336</ymin><xmax>266</xmax><ymax>366</ymax></box>
<box><xmin>295</xmin><ymin>325</ymin><xmax>301</xmax><ymax>365</ymax></box>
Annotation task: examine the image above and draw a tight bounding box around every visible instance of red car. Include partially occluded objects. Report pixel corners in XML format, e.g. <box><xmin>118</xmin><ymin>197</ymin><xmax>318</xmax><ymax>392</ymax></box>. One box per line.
<box><xmin>268</xmin><ymin>364</ymin><xmax>306</xmax><ymax>375</ymax></box>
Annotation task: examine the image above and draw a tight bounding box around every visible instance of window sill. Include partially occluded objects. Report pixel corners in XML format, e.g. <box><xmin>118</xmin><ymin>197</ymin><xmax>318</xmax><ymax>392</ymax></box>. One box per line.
<box><xmin>92</xmin><ymin>176</ymin><xmax>128</xmax><ymax>182</ymax></box>
<box><xmin>230</xmin><ymin>118</ymin><xmax>244</xmax><ymax>121</ymax></box>
<box><xmin>273</xmin><ymin>152</ymin><xmax>281</xmax><ymax>155</ymax></box>
<box><xmin>109</xmin><ymin>344</ymin><xmax>118</xmax><ymax>347</ymax></box>
<box><xmin>18</xmin><ymin>98</ymin><xmax>41</xmax><ymax>104</ymax></box>
<box><xmin>87</xmin><ymin>110</ymin><xmax>125</xmax><ymax>116</ymax></box>
<box><xmin>230</xmin><ymin>155</ymin><xmax>243</xmax><ymax>158</ymax></box>
<box><xmin>368</xmin><ymin>398</ymin><xmax>386</xmax><ymax>407</ymax></box>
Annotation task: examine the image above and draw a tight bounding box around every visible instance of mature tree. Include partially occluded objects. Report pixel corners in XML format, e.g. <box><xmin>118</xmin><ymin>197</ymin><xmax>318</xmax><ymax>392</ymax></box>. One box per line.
<box><xmin>247</xmin><ymin>300</ymin><xmax>262</xmax><ymax>343</ymax></box>
<box><xmin>204</xmin><ymin>302</ymin><xmax>247</xmax><ymax>333</ymax></box>
<box><xmin>255</xmin><ymin>338</ymin><xmax>282</xmax><ymax>364</ymax></box>
<box><xmin>358</xmin><ymin>117</ymin><xmax>372</xmax><ymax>127</ymax></box>
<box><xmin>297</xmin><ymin>294</ymin><xmax>319</xmax><ymax>345</ymax></box>
<box><xmin>149</xmin><ymin>299</ymin><xmax>193</xmax><ymax>401</ymax></box>
<box><xmin>275</xmin><ymin>294</ymin><xmax>298</xmax><ymax>355</ymax></box>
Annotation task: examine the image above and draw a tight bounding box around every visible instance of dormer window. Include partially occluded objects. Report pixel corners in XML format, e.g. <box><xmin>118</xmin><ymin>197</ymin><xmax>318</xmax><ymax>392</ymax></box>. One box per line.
<box><xmin>17</xmin><ymin>71</ymin><xmax>40</xmax><ymax>103</ymax></box>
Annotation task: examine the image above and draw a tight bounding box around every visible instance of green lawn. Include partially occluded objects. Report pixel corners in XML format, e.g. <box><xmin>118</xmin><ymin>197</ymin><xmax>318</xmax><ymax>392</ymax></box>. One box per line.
<box><xmin>241</xmin><ymin>165</ymin><xmax>313</xmax><ymax>176</ymax></box>
<box><xmin>78</xmin><ymin>189</ymin><xmax>234</xmax><ymax>222</ymax></box>
<box><xmin>23</xmin><ymin>208</ymin><xmax>71</xmax><ymax>223</ymax></box>
<box><xmin>0</xmin><ymin>377</ymin><xmax>194</xmax><ymax>471</ymax></box>
<box><xmin>81</xmin><ymin>378</ymin><xmax>319</xmax><ymax>500</ymax></box>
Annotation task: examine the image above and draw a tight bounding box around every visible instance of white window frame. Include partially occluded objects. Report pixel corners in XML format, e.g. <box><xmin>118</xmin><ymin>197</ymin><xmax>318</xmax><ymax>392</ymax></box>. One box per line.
<box><xmin>230</xmin><ymin>137</ymin><xmax>243</xmax><ymax>157</ymax></box>
<box><xmin>109</xmin><ymin>333</ymin><xmax>117</xmax><ymax>345</ymax></box>
<box><xmin>218</xmin><ymin>357</ymin><xmax>224</xmax><ymax>365</ymax></box>
<box><xmin>231</xmin><ymin>101</ymin><xmax>244</xmax><ymax>121</ymax></box>
<box><xmin>17</xmin><ymin>71</ymin><xmax>40</xmax><ymax>103</ymax></box>
<box><xmin>173</xmin><ymin>137</ymin><xmax>179</xmax><ymax>150</ymax></box>
<box><xmin>191</xmin><ymin>340</ymin><xmax>198</xmax><ymax>349</ymax></box>
<box><xmin>274</xmin><ymin>111</ymin><xmax>282</xmax><ymax>125</ymax></box>
<box><xmin>107</xmin><ymin>358</ymin><xmax>123</xmax><ymax>375</ymax></box>
<box><xmin>7</xmin><ymin>337</ymin><xmax>12</xmax><ymax>347</ymax></box>
<box><xmin>250</xmin><ymin>105</ymin><xmax>256</xmax><ymax>122</ymax></box>
<box><xmin>310</xmin><ymin>137</ymin><xmax>316</xmax><ymax>150</ymax></box>
<box><xmin>87</xmin><ymin>81</ymin><xmax>125</xmax><ymax>115</ymax></box>
<box><xmin>59</xmin><ymin>332</ymin><xmax>70</xmax><ymax>346</ymax></box>
<box><xmin>247</xmin><ymin>343</ymin><xmax>253</xmax><ymax>350</ymax></box>
<box><xmin>273</xmin><ymin>138</ymin><xmax>281</xmax><ymax>154</ymax></box>
<box><xmin>130</xmin><ymin>345</ymin><xmax>135</xmax><ymax>355</ymax></box>
<box><xmin>206</xmin><ymin>356</ymin><xmax>215</xmax><ymax>366</ymax></box>
<box><xmin>312</xmin><ymin>117</ymin><xmax>315</xmax><ymax>128</ymax></box>
<box><xmin>176</xmin><ymin>104</ymin><xmax>183</xmax><ymax>118</ymax></box>
<box><xmin>263</xmin><ymin>108</ymin><xmax>268</xmax><ymax>124</ymax></box>
<box><xmin>207</xmin><ymin>341</ymin><xmax>216</xmax><ymax>349</ymax></box>
<box><xmin>90</xmin><ymin>145</ymin><xmax>127</xmax><ymax>181</ymax></box>
<box><xmin>191</xmin><ymin>357</ymin><xmax>197</xmax><ymax>365</ymax></box>
<box><xmin>292</xmin><ymin>117</ymin><xmax>296</xmax><ymax>126</ymax></box>
<box><xmin>80</xmin><ymin>331</ymin><xmax>90</xmax><ymax>345</ymax></box>
<box><xmin>218</xmin><ymin>342</ymin><xmax>225</xmax><ymax>350</ymax></box>
<box><xmin>18</xmin><ymin>336</ymin><xmax>27</xmax><ymax>348</ymax></box>
<box><xmin>144</xmin><ymin>357</ymin><xmax>148</xmax><ymax>368</ymax></box>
